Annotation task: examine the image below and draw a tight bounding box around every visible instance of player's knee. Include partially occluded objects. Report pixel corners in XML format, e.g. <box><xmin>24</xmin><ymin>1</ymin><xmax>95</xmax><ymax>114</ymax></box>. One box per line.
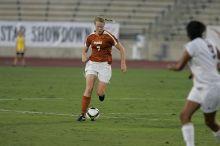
<box><xmin>205</xmin><ymin>119</ymin><xmax>215</xmax><ymax>129</ymax></box>
<box><xmin>180</xmin><ymin>111</ymin><xmax>191</xmax><ymax>124</ymax></box>
<box><xmin>85</xmin><ymin>87</ymin><xmax>93</xmax><ymax>95</ymax></box>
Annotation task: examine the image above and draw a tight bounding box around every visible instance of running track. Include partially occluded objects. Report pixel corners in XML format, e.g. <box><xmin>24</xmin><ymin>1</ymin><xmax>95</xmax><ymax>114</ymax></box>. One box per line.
<box><xmin>0</xmin><ymin>57</ymin><xmax>174</xmax><ymax>69</ymax></box>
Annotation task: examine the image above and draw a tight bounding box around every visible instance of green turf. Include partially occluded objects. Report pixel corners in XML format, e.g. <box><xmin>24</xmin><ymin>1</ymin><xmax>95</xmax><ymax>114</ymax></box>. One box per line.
<box><xmin>0</xmin><ymin>66</ymin><xmax>219</xmax><ymax>146</ymax></box>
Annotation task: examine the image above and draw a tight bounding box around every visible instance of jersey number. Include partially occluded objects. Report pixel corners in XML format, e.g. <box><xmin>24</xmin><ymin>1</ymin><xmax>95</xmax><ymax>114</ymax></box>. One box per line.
<box><xmin>97</xmin><ymin>46</ymin><xmax>101</xmax><ymax>51</ymax></box>
<box><xmin>207</xmin><ymin>42</ymin><xmax>216</xmax><ymax>59</ymax></box>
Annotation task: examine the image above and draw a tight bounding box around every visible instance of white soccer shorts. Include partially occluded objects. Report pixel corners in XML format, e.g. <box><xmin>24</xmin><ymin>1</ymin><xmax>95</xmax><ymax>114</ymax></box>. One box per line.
<box><xmin>85</xmin><ymin>60</ymin><xmax>112</xmax><ymax>83</ymax></box>
<box><xmin>187</xmin><ymin>83</ymin><xmax>220</xmax><ymax>113</ymax></box>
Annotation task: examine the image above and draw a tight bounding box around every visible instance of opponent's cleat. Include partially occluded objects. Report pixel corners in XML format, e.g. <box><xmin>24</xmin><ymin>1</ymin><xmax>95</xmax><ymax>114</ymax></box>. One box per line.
<box><xmin>99</xmin><ymin>95</ymin><xmax>105</xmax><ymax>101</ymax></box>
<box><xmin>77</xmin><ymin>114</ymin><xmax>86</xmax><ymax>121</ymax></box>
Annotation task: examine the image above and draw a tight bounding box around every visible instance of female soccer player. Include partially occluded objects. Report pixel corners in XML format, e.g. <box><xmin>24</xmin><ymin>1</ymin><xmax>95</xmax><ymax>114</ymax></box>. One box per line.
<box><xmin>77</xmin><ymin>16</ymin><xmax>127</xmax><ymax>121</ymax></box>
<box><xmin>14</xmin><ymin>30</ymin><xmax>26</xmax><ymax>66</ymax></box>
<box><xmin>168</xmin><ymin>21</ymin><xmax>220</xmax><ymax>146</ymax></box>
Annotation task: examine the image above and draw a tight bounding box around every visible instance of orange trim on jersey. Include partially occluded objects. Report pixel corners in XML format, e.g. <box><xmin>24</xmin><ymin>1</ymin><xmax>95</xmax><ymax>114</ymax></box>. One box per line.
<box><xmin>104</xmin><ymin>30</ymin><xmax>118</xmax><ymax>46</ymax></box>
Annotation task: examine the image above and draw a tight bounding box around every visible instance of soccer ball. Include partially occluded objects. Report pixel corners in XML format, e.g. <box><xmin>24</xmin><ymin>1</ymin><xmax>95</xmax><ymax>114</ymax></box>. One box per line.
<box><xmin>86</xmin><ymin>107</ymin><xmax>100</xmax><ymax>121</ymax></box>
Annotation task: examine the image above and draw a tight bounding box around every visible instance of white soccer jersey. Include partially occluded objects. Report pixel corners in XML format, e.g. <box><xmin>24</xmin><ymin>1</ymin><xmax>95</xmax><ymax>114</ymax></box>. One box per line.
<box><xmin>185</xmin><ymin>38</ymin><xmax>220</xmax><ymax>87</ymax></box>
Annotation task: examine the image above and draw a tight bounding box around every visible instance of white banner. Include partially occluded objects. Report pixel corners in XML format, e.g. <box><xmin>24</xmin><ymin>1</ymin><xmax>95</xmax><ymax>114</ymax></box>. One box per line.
<box><xmin>0</xmin><ymin>21</ymin><xmax>120</xmax><ymax>48</ymax></box>
<box><xmin>207</xmin><ymin>25</ymin><xmax>220</xmax><ymax>49</ymax></box>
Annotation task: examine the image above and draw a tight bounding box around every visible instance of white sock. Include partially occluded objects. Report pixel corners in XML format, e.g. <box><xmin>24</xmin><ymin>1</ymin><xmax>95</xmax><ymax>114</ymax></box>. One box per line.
<box><xmin>182</xmin><ymin>123</ymin><xmax>195</xmax><ymax>146</ymax></box>
<box><xmin>213</xmin><ymin>129</ymin><xmax>220</xmax><ymax>142</ymax></box>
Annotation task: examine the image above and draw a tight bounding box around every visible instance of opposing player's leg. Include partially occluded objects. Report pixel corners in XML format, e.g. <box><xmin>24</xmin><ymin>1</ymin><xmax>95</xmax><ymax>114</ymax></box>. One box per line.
<box><xmin>97</xmin><ymin>81</ymin><xmax>107</xmax><ymax>101</ymax></box>
<box><xmin>204</xmin><ymin>111</ymin><xmax>220</xmax><ymax>142</ymax></box>
<box><xmin>202</xmin><ymin>84</ymin><xmax>220</xmax><ymax>141</ymax></box>
<box><xmin>180</xmin><ymin>100</ymin><xmax>200</xmax><ymax>146</ymax></box>
<box><xmin>77</xmin><ymin>74</ymin><xmax>96</xmax><ymax>121</ymax></box>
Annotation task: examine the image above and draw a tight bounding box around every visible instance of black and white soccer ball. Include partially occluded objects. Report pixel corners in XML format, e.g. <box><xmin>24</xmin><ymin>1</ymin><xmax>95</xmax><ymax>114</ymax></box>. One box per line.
<box><xmin>86</xmin><ymin>107</ymin><xmax>100</xmax><ymax>121</ymax></box>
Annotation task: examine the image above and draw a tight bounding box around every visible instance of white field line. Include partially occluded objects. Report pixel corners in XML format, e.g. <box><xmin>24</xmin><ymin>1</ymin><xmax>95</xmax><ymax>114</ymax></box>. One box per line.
<box><xmin>0</xmin><ymin>98</ymin><xmax>64</xmax><ymax>101</ymax></box>
<box><xmin>113</xmin><ymin>98</ymin><xmax>184</xmax><ymax>101</ymax></box>
<box><xmin>0</xmin><ymin>108</ymin><xmax>175</xmax><ymax>121</ymax></box>
<box><xmin>0</xmin><ymin>97</ymin><xmax>184</xmax><ymax>101</ymax></box>
<box><xmin>0</xmin><ymin>108</ymin><xmax>76</xmax><ymax>117</ymax></box>
<box><xmin>107</xmin><ymin>112</ymin><xmax>176</xmax><ymax>115</ymax></box>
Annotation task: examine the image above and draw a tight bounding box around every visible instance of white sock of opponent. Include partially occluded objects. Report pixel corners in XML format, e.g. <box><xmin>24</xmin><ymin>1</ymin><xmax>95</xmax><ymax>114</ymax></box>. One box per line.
<box><xmin>213</xmin><ymin>129</ymin><xmax>220</xmax><ymax>142</ymax></box>
<box><xmin>182</xmin><ymin>123</ymin><xmax>195</xmax><ymax>146</ymax></box>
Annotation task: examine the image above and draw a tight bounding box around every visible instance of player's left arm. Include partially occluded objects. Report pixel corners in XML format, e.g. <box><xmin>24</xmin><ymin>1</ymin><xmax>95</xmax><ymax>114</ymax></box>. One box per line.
<box><xmin>168</xmin><ymin>49</ymin><xmax>191</xmax><ymax>71</ymax></box>
<box><xmin>216</xmin><ymin>48</ymin><xmax>220</xmax><ymax>70</ymax></box>
<box><xmin>115</xmin><ymin>42</ymin><xmax>127</xmax><ymax>72</ymax></box>
<box><xmin>216</xmin><ymin>47</ymin><xmax>220</xmax><ymax>59</ymax></box>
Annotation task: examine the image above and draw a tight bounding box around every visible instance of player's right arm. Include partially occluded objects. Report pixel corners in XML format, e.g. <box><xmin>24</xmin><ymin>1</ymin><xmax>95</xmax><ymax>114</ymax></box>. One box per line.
<box><xmin>82</xmin><ymin>46</ymin><xmax>89</xmax><ymax>63</ymax></box>
<box><xmin>82</xmin><ymin>36</ymin><xmax>91</xmax><ymax>63</ymax></box>
<box><xmin>168</xmin><ymin>49</ymin><xmax>191</xmax><ymax>71</ymax></box>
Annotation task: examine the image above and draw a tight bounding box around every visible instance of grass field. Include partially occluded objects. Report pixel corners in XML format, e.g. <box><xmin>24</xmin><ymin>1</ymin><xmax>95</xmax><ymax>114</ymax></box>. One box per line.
<box><xmin>0</xmin><ymin>66</ymin><xmax>219</xmax><ymax>146</ymax></box>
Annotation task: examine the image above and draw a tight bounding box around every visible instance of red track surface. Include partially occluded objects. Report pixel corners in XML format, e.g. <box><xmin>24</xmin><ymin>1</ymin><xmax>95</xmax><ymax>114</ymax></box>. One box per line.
<box><xmin>0</xmin><ymin>57</ymin><xmax>174</xmax><ymax>69</ymax></box>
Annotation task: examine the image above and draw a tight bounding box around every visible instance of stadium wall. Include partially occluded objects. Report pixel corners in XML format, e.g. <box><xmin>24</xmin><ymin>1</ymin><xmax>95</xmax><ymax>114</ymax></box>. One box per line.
<box><xmin>0</xmin><ymin>39</ymin><xmax>184</xmax><ymax>61</ymax></box>
<box><xmin>0</xmin><ymin>21</ymin><xmax>186</xmax><ymax>61</ymax></box>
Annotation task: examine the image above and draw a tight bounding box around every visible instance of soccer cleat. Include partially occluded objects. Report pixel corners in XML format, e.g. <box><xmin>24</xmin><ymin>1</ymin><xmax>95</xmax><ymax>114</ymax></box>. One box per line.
<box><xmin>77</xmin><ymin>114</ymin><xmax>86</xmax><ymax>121</ymax></box>
<box><xmin>99</xmin><ymin>95</ymin><xmax>105</xmax><ymax>102</ymax></box>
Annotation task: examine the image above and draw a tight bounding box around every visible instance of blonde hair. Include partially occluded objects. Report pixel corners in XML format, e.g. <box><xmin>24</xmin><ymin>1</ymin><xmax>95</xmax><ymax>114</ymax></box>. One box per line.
<box><xmin>94</xmin><ymin>16</ymin><xmax>113</xmax><ymax>24</ymax></box>
<box><xmin>94</xmin><ymin>16</ymin><xmax>105</xmax><ymax>24</ymax></box>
